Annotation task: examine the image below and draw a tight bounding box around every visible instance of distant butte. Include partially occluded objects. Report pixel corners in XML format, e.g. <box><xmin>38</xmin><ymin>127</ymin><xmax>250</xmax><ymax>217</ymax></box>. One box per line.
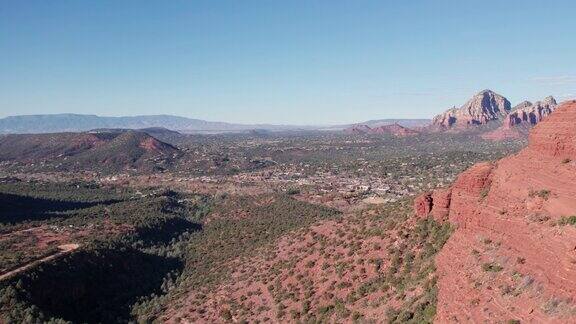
<box><xmin>482</xmin><ymin>95</ymin><xmax>558</xmax><ymax>140</ymax></box>
<box><xmin>344</xmin><ymin>123</ymin><xmax>419</xmax><ymax>137</ymax></box>
<box><xmin>428</xmin><ymin>89</ymin><xmax>559</xmax><ymax>141</ymax></box>
<box><xmin>431</xmin><ymin>89</ymin><xmax>511</xmax><ymax>129</ymax></box>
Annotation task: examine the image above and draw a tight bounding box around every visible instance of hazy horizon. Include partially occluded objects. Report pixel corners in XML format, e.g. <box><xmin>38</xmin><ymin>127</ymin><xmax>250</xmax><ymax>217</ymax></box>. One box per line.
<box><xmin>1</xmin><ymin>1</ymin><xmax>575</xmax><ymax>124</ymax></box>
<box><xmin>0</xmin><ymin>111</ymin><xmax>435</xmax><ymax>127</ymax></box>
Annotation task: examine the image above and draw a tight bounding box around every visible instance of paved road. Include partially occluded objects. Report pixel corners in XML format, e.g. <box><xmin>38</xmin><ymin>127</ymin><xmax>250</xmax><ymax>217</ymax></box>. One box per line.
<box><xmin>0</xmin><ymin>243</ymin><xmax>80</xmax><ymax>281</ymax></box>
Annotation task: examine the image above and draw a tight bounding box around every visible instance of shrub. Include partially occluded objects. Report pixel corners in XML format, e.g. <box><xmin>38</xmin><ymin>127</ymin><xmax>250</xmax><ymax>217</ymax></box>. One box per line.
<box><xmin>479</xmin><ymin>187</ymin><xmax>489</xmax><ymax>200</ymax></box>
<box><xmin>286</xmin><ymin>187</ymin><xmax>301</xmax><ymax>195</ymax></box>
<box><xmin>529</xmin><ymin>189</ymin><xmax>550</xmax><ymax>200</ymax></box>
<box><xmin>482</xmin><ymin>262</ymin><xmax>503</xmax><ymax>272</ymax></box>
<box><xmin>558</xmin><ymin>215</ymin><xmax>576</xmax><ymax>226</ymax></box>
<box><xmin>220</xmin><ymin>309</ymin><xmax>233</xmax><ymax>321</ymax></box>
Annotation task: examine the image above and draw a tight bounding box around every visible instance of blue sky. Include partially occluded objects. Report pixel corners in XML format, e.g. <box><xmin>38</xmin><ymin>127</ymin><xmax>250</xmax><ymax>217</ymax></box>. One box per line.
<box><xmin>1</xmin><ymin>1</ymin><xmax>575</xmax><ymax>124</ymax></box>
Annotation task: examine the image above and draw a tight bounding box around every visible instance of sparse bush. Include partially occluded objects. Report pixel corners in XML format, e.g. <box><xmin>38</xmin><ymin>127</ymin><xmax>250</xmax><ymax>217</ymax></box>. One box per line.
<box><xmin>529</xmin><ymin>189</ymin><xmax>551</xmax><ymax>200</ymax></box>
<box><xmin>482</xmin><ymin>262</ymin><xmax>503</xmax><ymax>272</ymax></box>
<box><xmin>558</xmin><ymin>215</ymin><xmax>576</xmax><ymax>226</ymax></box>
<box><xmin>286</xmin><ymin>187</ymin><xmax>301</xmax><ymax>195</ymax></box>
<box><xmin>479</xmin><ymin>187</ymin><xmax>489</xmax><ymax>200</ymax></box>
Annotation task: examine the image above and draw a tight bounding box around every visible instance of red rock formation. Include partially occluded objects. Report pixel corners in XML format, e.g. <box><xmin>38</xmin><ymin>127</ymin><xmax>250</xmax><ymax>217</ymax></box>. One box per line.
<box><xmin>414</xmin><ymin>192</ymin><xmax>433</xmax><ymax>217</ymax></box>
<box><xmin>505</xmin><ymin>96</ymin><xmax>557</xmax><ymax>129</ymax></box>
<box><xmin>414</xmin><ymin>189</ymin><xmax>452</xmax><ymax>222</ymax></box>
<box><xmin>418</xmin><ymin>100</ymin><xmax>576</xmax><ymax>322</ymax></box>
<box><xmin>482</xmin><ymin>96</ymin><xmax>557</xmax><ymax>141</ymax></box>
<box><xmin>431</xmin><ymin>89</ymin><xmax>511</xmax><ymax>129</ymax></box>
<box><xmin>430</xmin><ymin>188</ymin><xmax>451</xmax><ymax>221</ymax></box>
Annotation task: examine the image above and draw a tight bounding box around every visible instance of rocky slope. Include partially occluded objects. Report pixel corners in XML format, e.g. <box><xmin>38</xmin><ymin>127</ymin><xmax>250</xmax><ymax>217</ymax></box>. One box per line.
<box><xmin>159</xmin><ymin>201</ymin><xmax>451</xmax><ymax>323</ymax></box>
<box><xmin>344</xmin><ymin>123</ymin><xmax>419</xmax><ymax>137</ymax></box>
<box><xmin>431</xmin><ymin>90</ymin><xmax>511</xmax><ymax>129</ymax></box>
<box><xmin>415</xmin><ymin>100</ymin><xmax>576</xmax><ymax>322</ymax></box>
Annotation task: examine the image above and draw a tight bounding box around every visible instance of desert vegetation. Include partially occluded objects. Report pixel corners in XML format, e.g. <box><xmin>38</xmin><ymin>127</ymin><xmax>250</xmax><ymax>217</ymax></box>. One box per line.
<box><xmin>0</xmin><ymin>129</ymin><xmax>525</xmax><ymax>323</ymax></box>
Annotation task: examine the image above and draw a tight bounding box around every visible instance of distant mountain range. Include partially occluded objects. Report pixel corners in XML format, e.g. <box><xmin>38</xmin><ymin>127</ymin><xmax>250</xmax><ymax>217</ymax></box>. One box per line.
<box><xmin>0</xmin><ymin>114</ymin><xmax>311</xmax><ymax>134</ymax></box>
<box><xmin>0</xmin><ymin>90</ymin><xmax>558</xmax><ymax>138</ymax></box>
<box><xmin>0</xmin><ymin>113</ymin><xmax>431</xmax><ymax>134</ymax></box>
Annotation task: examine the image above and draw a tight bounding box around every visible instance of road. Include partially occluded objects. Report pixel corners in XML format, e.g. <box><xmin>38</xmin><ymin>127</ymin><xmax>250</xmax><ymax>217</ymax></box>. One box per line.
<box><xmin>0</xmin><ymin>243</ymin><xmax>80</xmax><ymax>281</ymax></box>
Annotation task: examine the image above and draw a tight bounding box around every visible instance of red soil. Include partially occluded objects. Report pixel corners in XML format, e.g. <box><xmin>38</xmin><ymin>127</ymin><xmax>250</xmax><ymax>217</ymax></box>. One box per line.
<box><xmin>415</xmin><ymin>100</ymin><xmax>576</xmax><ymax>322</ymax></box>
<box><xmin>72</xmin><ymin>133</ymin><xmax>107</xmax><ymax>147</ymax></box>
<box><xmin>161</xmin><ymin>206</ymin><xmax>432</xmax><ymax>323</ymax></box>
<box><xmin>139</xmin><ymin>136</ymin><xmax>168</xmax><ymax>152</ymax></box>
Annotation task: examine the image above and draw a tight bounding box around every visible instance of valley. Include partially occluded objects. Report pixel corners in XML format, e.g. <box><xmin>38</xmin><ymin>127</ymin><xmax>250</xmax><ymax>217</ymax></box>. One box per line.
<box><xmin>2</xmin><ymin>2</ymin><xmax>574</xmax><ymax>322</ymax></box>
<box><xmin>0</xmin><ymin>112</ymin><xmax>526</xmax><ymax>322</ymax></box>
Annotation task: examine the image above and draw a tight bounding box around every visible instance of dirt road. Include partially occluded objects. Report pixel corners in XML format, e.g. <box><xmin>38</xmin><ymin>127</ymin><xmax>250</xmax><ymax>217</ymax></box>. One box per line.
<box><xmin>0</xmin><ymin>243</ymin><xmax>80</xmax><ymax>281</ymax></box>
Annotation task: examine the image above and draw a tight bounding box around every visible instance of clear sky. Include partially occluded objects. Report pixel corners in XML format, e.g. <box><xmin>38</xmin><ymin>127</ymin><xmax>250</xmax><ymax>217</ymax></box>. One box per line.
<box><xmin>1</xmin><ymin>1</ymin><xmax>575</xmax><ymax>124</ymax></box>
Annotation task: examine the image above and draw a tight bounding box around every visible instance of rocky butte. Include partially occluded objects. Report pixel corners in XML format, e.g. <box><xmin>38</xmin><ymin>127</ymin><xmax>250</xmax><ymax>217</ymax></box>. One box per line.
<box><xmin>505</xmin><ymin>96</ymin><xmax>557</xmax><ymax>129</ymax></box>
<box><xmin>415</xmin><ymin>100</ymin><xmax>576</xmax><ymax>322</ymax></box>
<box><xmin>430</xmin><ymin>89</ymin><xmax>558</xmax><ymax>140</ymax></box>
<box><xmin>431</xmin><ymin>89</ymin><xmax>511</xmax><ymax>130</ymax></box>
<box><xmin>482</xmin><ymin>96</ymin><xmax>558</xmax><ymax>140</ymax></box>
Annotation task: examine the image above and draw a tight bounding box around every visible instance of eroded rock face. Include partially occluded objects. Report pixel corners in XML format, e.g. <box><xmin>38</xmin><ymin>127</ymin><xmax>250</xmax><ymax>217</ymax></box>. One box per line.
<box><xmin>505</xmin><ymin>96</ymin><xmax>557</xmax><ymax>128</ymax></box>
<box><xmin>414</xmin><ymin>189</ymin><xmax>452</xmax><ymax>222</ymax></box>
<box><xmin>446</xmin><ymin>162</ymin><xmax>493</xmax><ymax>225</ymax></box>
<box><xmin>418</xmin><ymin>100</ymin><xmax>576</xmax><ymax>322</ymax></box>
<box><xmin>432</xmin><ymin>89</ymin><xmax>511</xmax><ymax>129</ymax></box>
<box><xmin>482</xmin><ymin>96</ymin><xmax>557</xmax><ymax>141</ymax></box>
<box><xmin>430</xmin><ymin>188</ymin><xmax>451</xmax><ymax>221</ymax></box>
<box><xmin>414</xmin><ymin>192</ymin><xmax>433</xmax><ymax>217</ymax></box>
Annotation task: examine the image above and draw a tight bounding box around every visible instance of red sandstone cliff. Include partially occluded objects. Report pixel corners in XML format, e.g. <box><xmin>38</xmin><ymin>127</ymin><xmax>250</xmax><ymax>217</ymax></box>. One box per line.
<box><xmin>416</xmin><ymin>100</ymin><xmax>576</xmax><ymax>323</ymax></box>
